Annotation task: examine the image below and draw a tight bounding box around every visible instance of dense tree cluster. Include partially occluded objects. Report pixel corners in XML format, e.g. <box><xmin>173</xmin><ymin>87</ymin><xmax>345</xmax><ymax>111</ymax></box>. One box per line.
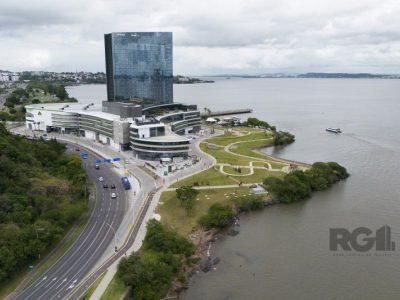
<box><xmin>4</xmin><ymin>88</ymin><xmax>29</xmax><ymax>108</ymax></box>
<box><xmin>1</xmin><ymin>82</ymin><xmax>77</xmax><ymax>121</ymax></box>
<box><xmin>27</xmin><ymin>82</ymin><xmax>76</xmax><ymax>102</ymax></box>
<box><xmin>0</xmin><ymin>124</ymin><xmax>87</xmax><ymax>283</ymax></box>
<box><xmin>118</xmin><ymin>220</ymin><xmax>194</xmax><ymax>300</ymax></box>
<box><xmin>242</xmin><ymin>117</ymin><xmax>295</xmax><ymax>145</ymax></box>
<box><xmin>233</xmin><ymin>194</ymin><xmax>264</xmax><ymax>212</ymax></box>
<box><xmin>243</xmin><ymin>117</ymin><xmax>275</xmax><ymax>131</ymax></box>
<box><xmin>199</xmin><ymin>203</ymin><xmax>236</xmax><ymax>230</ymax></box>
<box><xmin>274</xmin><ymin>131</ymin><xmax>295</xmax><ymax>145</ymax></box>
<box><xmin>263</xmin><ymin>162</ymin><xmax>349</xmax><ymax>203</ymax></box>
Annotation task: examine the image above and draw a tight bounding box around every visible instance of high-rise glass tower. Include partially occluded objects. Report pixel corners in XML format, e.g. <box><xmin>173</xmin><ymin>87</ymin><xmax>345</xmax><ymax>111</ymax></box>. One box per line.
<box><xmin>104</xmin><ymin>32</ymin><xmax>173</xmax><ymax>106</ymax></box>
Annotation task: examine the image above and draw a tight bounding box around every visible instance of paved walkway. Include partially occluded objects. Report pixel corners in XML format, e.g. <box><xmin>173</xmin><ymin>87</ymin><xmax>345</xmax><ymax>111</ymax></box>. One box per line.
<box><xmin>216</xmin><ymin>161</ymin><xmax>284</xmax><ymax>176</ymax></box>
<box><xmin>164</xmin><ymin>183</ymin><xmax>257</xmax><ymax>191</ymax></box>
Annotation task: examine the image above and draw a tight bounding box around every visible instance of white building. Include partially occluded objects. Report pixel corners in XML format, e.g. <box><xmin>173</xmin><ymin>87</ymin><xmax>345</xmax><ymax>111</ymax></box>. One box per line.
<box><xmin>0</xmin><ymin>72</ymin><xmax>20</xmax><ymax>82</ymax></box>
<box><xmin>25</xmin><ymin>102</ymin><xmax>201</xmax><ymax>160</ymax></box>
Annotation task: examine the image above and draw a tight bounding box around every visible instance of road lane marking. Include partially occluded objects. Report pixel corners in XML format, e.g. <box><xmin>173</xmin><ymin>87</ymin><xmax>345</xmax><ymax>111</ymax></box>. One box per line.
<box><xmin>52</xmin><ymin>198</ymin><xmax>120</xmax><ymax>299</ymax></box>
<box><xmin>23</xmin><ymin>149</ymin><xmax>130</xmax><ymax>300</ymax></box>
<box><xmin>55</xmin><ymin>278</ymin><xmax>67</xmax><ymax>289</ymax></box>
<box><xmin>44</xmin><ymin>277</ymin><xmax>57</xmax><ymax>288</ymax></box>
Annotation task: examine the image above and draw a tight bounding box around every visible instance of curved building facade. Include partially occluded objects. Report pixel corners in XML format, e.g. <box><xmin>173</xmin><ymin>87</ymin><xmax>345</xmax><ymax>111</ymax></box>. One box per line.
<box><xmin>25</xmin><ymin>103</ymin><xmax>195</xmax><ymax>160</ymax></box>
<box><xmin>129</xmin><ymin>116</ymin><xmax>190</xmax><ymax>160</ymax></box>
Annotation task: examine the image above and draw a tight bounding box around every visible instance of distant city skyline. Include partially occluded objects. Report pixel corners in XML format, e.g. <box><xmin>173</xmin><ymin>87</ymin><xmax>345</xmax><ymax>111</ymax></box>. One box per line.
<box><xmin>1</xmin><ymin>0</ymin><xmax>400</xmax><ymax>75</ymax></box>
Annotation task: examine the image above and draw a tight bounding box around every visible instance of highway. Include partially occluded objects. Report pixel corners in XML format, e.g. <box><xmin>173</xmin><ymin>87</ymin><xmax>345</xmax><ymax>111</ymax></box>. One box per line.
<box><xmin>14</xmin><ymin>143</ymin><xmax>129</xmax><ymax>300</ymax></box>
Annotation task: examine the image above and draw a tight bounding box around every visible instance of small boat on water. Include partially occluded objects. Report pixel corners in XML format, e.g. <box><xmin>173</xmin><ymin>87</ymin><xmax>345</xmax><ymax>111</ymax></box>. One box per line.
<box><xmin>326</xmin><ymin>128</ymin><xmax>342</xmax><ymax>134</ymax></box>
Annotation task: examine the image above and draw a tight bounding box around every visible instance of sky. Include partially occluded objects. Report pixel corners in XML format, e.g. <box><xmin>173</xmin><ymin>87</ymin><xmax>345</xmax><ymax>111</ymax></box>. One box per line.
<box><xmin>1</xmin><ymin>0</ymin><xmax>400</xmax><ymax>75</ymax></box>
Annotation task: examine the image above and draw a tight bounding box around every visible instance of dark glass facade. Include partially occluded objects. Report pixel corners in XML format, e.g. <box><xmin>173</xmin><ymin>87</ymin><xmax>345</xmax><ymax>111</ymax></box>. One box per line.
<box><xmin>104</xmin><ymin>32</ymin><xmax>173</xmax><ymax>105</ymax></box>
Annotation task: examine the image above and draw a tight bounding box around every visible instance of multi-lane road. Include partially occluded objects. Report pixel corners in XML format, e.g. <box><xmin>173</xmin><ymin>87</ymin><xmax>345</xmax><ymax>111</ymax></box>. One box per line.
<box><xmin>15</xmin><ymin>143</ymin><xmax>128</xmax><ymax>300</ymax></box>
<box><xmin>10</xmin><ymin>128</ymin><xmax>214</xmax><ymax>299</ymax></box>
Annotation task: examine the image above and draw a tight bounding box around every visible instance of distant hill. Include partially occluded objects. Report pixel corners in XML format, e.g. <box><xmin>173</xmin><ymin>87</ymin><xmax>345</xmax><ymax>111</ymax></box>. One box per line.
<box><xmin>210</xmin><ymin>72</ymin><xmax>400</xmax><ymax>79</ymax></box>
<box><xmin>296</xmin><ymin>72</ymin><xmax>400</xmax><ymax>79</ymax></box>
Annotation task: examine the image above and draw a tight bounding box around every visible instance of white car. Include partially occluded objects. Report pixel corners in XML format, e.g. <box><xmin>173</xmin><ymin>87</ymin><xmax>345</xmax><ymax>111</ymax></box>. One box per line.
<box><xmin>99</xmin><ymin>176</ymin><xmax>104</xmax><ymax>182</ymax></box>
<box><xmin>111</xmin><ymin>193</ymin><xmax>117</xmax><ymax>199</ymax></box>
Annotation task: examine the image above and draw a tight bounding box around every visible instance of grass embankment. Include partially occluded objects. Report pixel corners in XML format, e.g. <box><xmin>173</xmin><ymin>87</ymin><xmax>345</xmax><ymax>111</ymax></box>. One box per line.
<box><xmin>200</xmin><ymin>128</ymin><xmax>289</xmax><ymax>167</ymax></box>
<box><xmin>82</xmin><ymin>271</ymin><xmax>107</xmax><ymax>300</ymax></box>
<box><xmin>231</xmin><ymin>169</ymin><xmax>284</xmax><ymax>184</ymax></box>
<box><xmin>206</xmin><ymin>128</ymin><xmax>267</xmax><ymax>146</ymax></box>
<box><xmin>100</xmin><ymin>274</ymin><xmax>126</xmax><ymax>300</ymax></box>
<box><xmin>200</xmin><ymin>142</ymin><xmax>254</xmax><ymax>165</ymax></box>
<box><xmin>222</xmin><ymin>165</ymin><xmax>252</xmax><ymax>175</ymax></box>
<box><xmin>170</xmin><ymin>167</ymin><xmax>237</xmax><ymax>188</ymax></box>
<box><xmin>157</xmin><ymin>188</ymin><xmax>250</xmax><ymax>237</ymax></box>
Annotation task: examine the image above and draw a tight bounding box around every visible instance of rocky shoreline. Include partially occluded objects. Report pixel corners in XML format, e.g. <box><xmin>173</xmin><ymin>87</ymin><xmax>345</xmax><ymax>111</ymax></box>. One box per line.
<box><xmin>167</xmin><ymin>198</ymin><xmax>282</xmax><ymax>299</ymax></box>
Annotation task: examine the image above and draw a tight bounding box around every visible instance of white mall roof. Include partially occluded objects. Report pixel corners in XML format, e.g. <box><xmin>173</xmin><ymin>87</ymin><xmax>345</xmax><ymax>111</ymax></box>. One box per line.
<box><xmin>25</xmin><ymin>103</ymin><xmax>120</xmax><ymax>121</ymax></box>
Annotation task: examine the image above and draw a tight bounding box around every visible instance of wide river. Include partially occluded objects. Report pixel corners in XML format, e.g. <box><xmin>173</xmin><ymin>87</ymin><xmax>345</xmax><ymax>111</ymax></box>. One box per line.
<box><xmin>67</xmin><ymin>79</ymin><xmax>400</xmax><ymax>300</ymax></box>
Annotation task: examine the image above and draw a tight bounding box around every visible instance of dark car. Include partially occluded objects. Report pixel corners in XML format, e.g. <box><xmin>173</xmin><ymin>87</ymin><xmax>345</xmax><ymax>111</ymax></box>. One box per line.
<box><xmin>111</xmin><ymin>183</ymin><xmax>116</xmax><ymax>189</ymax></box>
<box><xmin>103</xmin><ymin>183</ymin><xmax>108</xmax><ymax>188</ymax></box>
<box><xmin>75</xmin><ymin>148</ymin><xmax>80</xmax><ymax>151</ymax></box>
<box><xmin>95</xmin><ymin>164</ymin><xmax>100</xmax><ymax>170</ymax></box>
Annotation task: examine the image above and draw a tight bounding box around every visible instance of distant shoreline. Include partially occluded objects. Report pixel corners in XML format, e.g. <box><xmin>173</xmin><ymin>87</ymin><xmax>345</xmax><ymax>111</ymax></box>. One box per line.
<box><xmin>205</xmin><ymin>73</ymin><xmax>400</xmax><ymax>79</ymax></box>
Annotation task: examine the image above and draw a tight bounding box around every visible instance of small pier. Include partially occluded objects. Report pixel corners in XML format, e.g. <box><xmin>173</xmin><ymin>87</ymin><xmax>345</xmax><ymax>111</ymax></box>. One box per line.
<box><xmin>201</xmin><ymin>108</ymin><xmax>253</xmax><ymax>117</ymax></box>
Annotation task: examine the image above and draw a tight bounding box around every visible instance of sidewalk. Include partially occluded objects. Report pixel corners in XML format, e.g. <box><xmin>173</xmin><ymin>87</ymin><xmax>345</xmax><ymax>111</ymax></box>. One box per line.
<box><xmin>164</xmin><ymin>183</ymin><xmax>256</xmax><ymax>191</ymax></box>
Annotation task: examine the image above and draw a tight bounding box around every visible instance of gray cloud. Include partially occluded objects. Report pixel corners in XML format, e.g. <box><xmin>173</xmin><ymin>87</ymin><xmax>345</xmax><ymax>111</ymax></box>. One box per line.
<box><xmin>1</xmin><ymin>0</ymin><xmax>400</xmax><ymax>74</ymax></box>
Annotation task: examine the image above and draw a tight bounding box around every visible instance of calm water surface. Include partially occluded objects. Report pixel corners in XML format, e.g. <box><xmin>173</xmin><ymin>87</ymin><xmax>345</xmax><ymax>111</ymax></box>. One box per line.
<box><xmin>67</xmin><ymin>79</ymin><xmax>400</xmax><ymax>300</ymax></box>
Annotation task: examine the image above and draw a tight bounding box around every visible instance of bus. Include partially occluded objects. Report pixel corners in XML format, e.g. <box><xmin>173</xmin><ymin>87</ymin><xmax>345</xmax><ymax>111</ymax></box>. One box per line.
<box><xmin>121</xmin><ymin>176</ymin><xmax>131</xmax><ymax>190</ymax></box>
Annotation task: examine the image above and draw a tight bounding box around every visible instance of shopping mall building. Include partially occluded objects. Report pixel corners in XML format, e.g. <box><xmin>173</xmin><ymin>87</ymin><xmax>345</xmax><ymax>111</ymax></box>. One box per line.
<box><xmin>25</xmin><ymin>102</ymin><xmax>201</xmax><ymax>160</ymax></box>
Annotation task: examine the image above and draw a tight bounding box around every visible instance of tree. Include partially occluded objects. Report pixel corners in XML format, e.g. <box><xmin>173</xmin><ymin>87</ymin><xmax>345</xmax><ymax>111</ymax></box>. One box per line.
<box><xmin>274</xmin><ymin>131</ymin><xmax>295</xmax><ymax>145</ymax></box>
<box><xmin>117</xmin><ymin>220</ymin><xmax>194</xmax><ymax>300</ymax></box>
<box><xmin>263</xmin><ymin>162</ymin><xmax>349</xmax><ymax>203</ymax></box>
<box><xmin>233</xmin><ymin>195</ymin><xmax>264</xmax><ymax>212</ymax></box>
<box><xmin>199</xmin><ymin>203</ymin><xmax>235</xmax><ymax>229</ymax></box>
<box><xmin>176</xmin><ymin>186</ymin><xmax>199</xmax><ymax>215</ymax></box>
<box><xmin>55</xmin><ymin>85</ymin><xmax>68</xmax><ymax>100</ymax></box>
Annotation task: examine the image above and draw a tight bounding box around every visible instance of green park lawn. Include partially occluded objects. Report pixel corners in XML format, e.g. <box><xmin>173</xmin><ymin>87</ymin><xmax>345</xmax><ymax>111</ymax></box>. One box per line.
<box><xmin>222</xmin><ymin>165</ymin><xmax>252</xmax><ymax>175</ymax></box>
<box><xmin>230</xmin><ymin>169</ymin><xmax>284</xmax><ymax>184</ymax></box>
<box><xmin>170</xmin><ymin>167</ymin><xmax>237</xmax><ymax>188</ymax></box>
<box><xmin>156</xmin><ymin>188</ymin><xmax>250</xmax><ymax>237</ymax></box>
<box><xmin>199</xmin><ymin>143</ymin><xmax>256</xmax><ymax>165</ymax></box>
<box><xmin>100</xmin><ymin>274</ymin><xmax>126</xmax><ymax>300</ymax></box>
<box><xmin>206</xmin><ymin>129</ymin><xmax>269</xmax><ymax>146</ymax></box>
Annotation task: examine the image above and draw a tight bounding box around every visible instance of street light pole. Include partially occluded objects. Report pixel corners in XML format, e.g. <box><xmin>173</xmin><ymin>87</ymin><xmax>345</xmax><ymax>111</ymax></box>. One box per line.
<box><xmin>105</xmin><ymin>222</ymin><xmax>118</xmax><ymax>252</ymax></box>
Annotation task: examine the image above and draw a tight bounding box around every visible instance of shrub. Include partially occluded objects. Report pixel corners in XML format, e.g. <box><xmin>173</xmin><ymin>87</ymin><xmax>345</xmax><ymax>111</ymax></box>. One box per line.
<box><xmin>263</xmin><ymin>162</ymin><xmax>349</xmax><ymax>203</ymax></box>
<box><xmin>118</xmin><ymin>220</ymin><xmax>195</xmax><ymax>300</ymax></box>
<box><xmin>233</xmin><ymin>195</ymin><xmax>264</xmax><ymax>212</ymax></box>
<box><xmin>199</xmin><ymin>203</ymin><xmax>235</xmax><ymax>229</ymax></box>
<box><xmin>274</xmin><ymin>131</ymin><xmax>295</xmax><ymax>145</ymax></box>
